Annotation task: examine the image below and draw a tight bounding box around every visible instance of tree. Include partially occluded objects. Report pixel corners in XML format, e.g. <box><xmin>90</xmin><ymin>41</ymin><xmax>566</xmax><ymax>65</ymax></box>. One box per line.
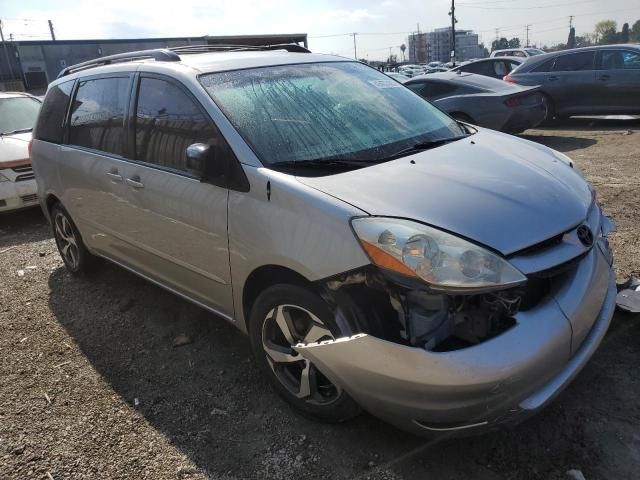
<box><xmin>575</xmin><ymin>34</ymin><xmax>594</xmax><ymax>48</ymax></box>
<box><xmin>478</xmin><ymin>43</ymin><xmax>489</xmax><ymax>58</ymax></box>
<box><xmin>631</xmin><ymin>20</ymin><xmax>640</xmax><ymax>42</ymax></box>
<box><xmin>621</xmin><ymin>23</ymin><xmax>630</xmax><ymax>43</ymax></box>
<box><xmin>567</xmin><ymin>27</ymin><xmax>576</xmax><ymax>49</ymax></box>
<box><xmin>507</xmin><ymin>37</ymin><xmax>521</xmax><ymax>48</ymax></box>
<box><xmin>491</xmin><ymin>37</ymin><xmax>509</xmax><ymax>51</ymax></box>
<box><xmin>400</xmin><ymin>43</ymin><xmax>406</xmax><ymax>62</ymax></box>
<box><xmin>595</xmin><ymin>20</ymin><xmax>617</xmax><ymax>43</ymax></box>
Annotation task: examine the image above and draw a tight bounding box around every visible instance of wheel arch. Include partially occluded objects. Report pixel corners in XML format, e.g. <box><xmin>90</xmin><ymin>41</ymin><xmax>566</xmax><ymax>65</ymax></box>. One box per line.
<box><xmin>45</xmin><ymin>193</ymin><xmax>61</xmax><ymax>215</ymax></box>
<box><xmin>241</xmin><ymin>264</ymin><xmax>314</xmax><ymax>332</ymax></box>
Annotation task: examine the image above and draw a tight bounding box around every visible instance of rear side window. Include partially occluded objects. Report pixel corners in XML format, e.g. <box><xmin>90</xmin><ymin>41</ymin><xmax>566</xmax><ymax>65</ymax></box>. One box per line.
<box><xmin>134</xmin><ymin>77</ymin><xmax>215</xmax><ymax>172</ymax></box>
<box><xmin>69</xmin><ymin>77</ymin><xmax>129</xmax><ymax>156</ymax></box>
<box><xmin>600</xmin><ymin>50</ymin><xmax>640</xmax><ymax>70</ymax></box>
<box><xmin>553</xmin><ymin>52</ymin><xmax>595</xmax><ymax>72</ymax></box>
<box><xmin>35</xmin><ymin>81</ymin><xmax>73</xmax><ymax>143</ymax></box>
<box><xmin>492</xmin><ymin>61</ymin><xmax>509</xmax><ymax>77</ymax></box>
<box><xmin>459</xmin><ymin>62</ymin><xmax>488</xmax><ymax>75</ymax></box>
<box><xmin>422</xmin><ymin>82</ymin><xmax>458</xmax><ymax>99</ymax></box>
<box><xmin>532</xmin><ymin>57</ymin><xmax>556</xmax><ymax>73</ymax></box>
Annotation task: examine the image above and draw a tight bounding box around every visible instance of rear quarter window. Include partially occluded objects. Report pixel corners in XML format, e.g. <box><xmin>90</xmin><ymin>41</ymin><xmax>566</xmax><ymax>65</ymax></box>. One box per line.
<box><xmin>34</xmin><ymin>81</ymin><xmax>74</xmax><ymax>143</ymax></box>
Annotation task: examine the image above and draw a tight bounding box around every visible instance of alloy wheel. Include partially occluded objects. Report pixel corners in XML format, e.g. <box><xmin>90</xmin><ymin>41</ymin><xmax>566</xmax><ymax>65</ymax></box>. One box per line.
<box><xmin>54</xmin><ymin>211</ymin><xmax>80</xmax><ymax>270</ymax></box>
<box><xmin>261</xmin><ymin>304</ymin><xmax>341</xmax><ymax>405</ymax></box>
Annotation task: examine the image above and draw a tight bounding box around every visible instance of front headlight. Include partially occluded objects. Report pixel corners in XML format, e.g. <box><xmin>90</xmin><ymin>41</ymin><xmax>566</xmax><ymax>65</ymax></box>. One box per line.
<box><xmin>351</xmin><ymin>217</ymin><xmax>526</xmax><ymax>291</ymax></box>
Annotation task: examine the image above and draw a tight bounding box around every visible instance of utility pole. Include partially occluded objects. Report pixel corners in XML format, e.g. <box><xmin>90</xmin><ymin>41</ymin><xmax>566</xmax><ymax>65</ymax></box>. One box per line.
<box><xmin>449</xmin><ymin>0</ymin><xmax>457</xmax><ymax>66</ymax></box>
<box><xmin>352</xmin><ymin>32</ymin><xmax>357</xmax><ymax>59</ymax></box>
<box><xmin>569</xmin><ymin>15</ymin><xmax>574</xmax><ymax>30</ymax></box>
<box><xmin>525</xmin><ymin>24</ymin><xmax>531</xmax><ymax>47</ymax></box>
<box><xmin>0</xmin><ymin>19</ymin><xmax>16</xmax><ymax>81</ymax></box>
<box><xmin>48</xmin><ymin>20</ymin><xmax>56</xmax><ymax>41</ymax></box>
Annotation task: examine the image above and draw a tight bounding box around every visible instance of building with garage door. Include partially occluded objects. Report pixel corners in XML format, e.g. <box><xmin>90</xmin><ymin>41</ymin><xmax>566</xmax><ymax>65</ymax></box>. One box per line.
<box><xmin>0</xmin><ymin>33</ymin><xmax>308</xmax><ymax>92</ymax></box>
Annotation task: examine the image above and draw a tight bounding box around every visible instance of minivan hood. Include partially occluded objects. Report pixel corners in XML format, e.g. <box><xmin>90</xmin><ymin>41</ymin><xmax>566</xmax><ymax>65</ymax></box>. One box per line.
<box><xmin>297</xmin><ymin>129</ymin><xmax>592</xmax><ymax>256</ymax></box>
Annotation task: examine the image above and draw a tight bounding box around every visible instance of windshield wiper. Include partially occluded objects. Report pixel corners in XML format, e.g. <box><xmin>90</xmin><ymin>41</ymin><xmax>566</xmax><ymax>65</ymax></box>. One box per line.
<box><xmin>382</xmin><ymin>135</ymin><xmax>471</xmax><ymax>161</ymax></box>
<box><xmin>0</xmin><ymin>128</ymin><xmax>32</xmax><ymax>136</ymax></box>
<box><xmin>270</xmin><ymin>158</ymin><xmax>379</xmax><ymax>169</ymax></box>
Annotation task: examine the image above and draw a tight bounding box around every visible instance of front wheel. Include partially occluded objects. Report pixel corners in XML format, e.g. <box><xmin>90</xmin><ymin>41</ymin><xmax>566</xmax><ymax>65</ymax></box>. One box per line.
<box><xmin>248</xmin><ymin>284</ymin><xmax>361</xmax><ymax>423</ymax></box>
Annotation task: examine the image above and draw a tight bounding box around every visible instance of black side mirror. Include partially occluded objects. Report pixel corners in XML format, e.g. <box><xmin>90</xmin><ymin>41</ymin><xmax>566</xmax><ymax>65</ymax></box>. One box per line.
<box><xmin>185</xmin><ymin>143</ymin><xmax>213</xmax><ymax>178</ymax></box>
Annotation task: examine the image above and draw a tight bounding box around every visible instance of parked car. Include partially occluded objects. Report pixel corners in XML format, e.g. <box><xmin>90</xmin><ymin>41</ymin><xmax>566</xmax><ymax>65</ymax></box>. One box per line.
<box><xmin>504</xmin><ymin>44</ymin><xmax>640</xmax><ymax>119</ymax></box>
<box><xmin>425</xmin><ymin>66</ymin><xmax>450</xmax><ymax>73</ymax></box>
<box><xmin>450</xmin><ymin>56</ymin><xmax>525</xmax><ymax>80</ymax></box>
<box><xmin>0</xmin><ymin>92</ymin><xmax>41</xmax><ymax>213</ymax></box>
<box><xmin>398</xmin><ymin>65</ymin><xmax>425</xmax><ymax>78</ymax></box>
<box><xmin>404</xmin><ymin>71</ymin><xmax>547</xmax><ymax>133</ymax></box>
<box><xmin>385</xmin><ymin>71</ymin><xmax>410</xmax><ymax>82</ymax></box>
<box><xmin>31</xmin><ymin>46</ymin><xmax>616</xmax><ymax>437</ymax></box>
<box><xmin>491</xmin><ymin>48</ymin><xmax>545</xmax><ymax>58</ymax></box>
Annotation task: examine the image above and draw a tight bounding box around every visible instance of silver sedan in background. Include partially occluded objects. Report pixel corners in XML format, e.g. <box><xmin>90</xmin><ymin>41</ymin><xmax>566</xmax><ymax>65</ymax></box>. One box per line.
<box><xmin>404</xmin><ymin>71</ymin><xmax>547</xmax><ymax>133</ymax></box>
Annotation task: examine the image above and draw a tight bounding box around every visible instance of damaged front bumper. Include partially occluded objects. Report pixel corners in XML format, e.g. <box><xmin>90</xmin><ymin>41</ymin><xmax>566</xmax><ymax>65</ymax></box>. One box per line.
<box><xmin>295</xmin><ymin>244</ymin><xmax>616</xmax><ymax>436</ymax></box>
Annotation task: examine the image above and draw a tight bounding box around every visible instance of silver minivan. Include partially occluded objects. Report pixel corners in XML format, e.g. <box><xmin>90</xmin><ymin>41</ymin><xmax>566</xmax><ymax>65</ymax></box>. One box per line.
<box><xmin>31</xmin><ymin>45</ymin><xmax>616</xmax><ymax>436</ymax></box>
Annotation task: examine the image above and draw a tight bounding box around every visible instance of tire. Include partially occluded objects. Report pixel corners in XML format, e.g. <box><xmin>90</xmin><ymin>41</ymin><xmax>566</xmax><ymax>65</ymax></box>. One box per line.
<box><xmin>541</xmin><ymin>94</ymin><xmax>556</xmax><ymax>123</ymax></box>
<box><xmin>51</xmin><ymin>203</ymin><xmax>98</xmax><ymax>275</ymax></box>
<box><xmin>450</xmin><ymin>112</ymin><xmax>475</xmax><ymax>124</ymax></box>
<box><xmin>248</xmin><ymin>284</ymin><xmax>361</xmax><ymax>423</ymax></box>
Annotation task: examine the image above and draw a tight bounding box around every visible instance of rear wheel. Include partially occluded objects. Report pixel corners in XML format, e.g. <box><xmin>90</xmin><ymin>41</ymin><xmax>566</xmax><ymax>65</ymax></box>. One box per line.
<box><xmin>51</xmin><ymin>203</ymin><xmax>97</xmax><ymax>275</ymax></box>
<box><xmin>249</xmin><ymin>284</ymin><xmax>361</xmax><ymax>422</ymax></box>
<box><xmin>542</xmin><ymin>94</ymin><xmax>556</xmax><ymax>123</ymax></box>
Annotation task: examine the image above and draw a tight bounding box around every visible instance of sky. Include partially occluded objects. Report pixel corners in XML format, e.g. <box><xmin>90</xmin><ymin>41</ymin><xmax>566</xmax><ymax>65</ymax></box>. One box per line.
<box><xmin>1</xmin><ymin>0</ymin><xmax>639</xmax><ymax>60</ymax></box>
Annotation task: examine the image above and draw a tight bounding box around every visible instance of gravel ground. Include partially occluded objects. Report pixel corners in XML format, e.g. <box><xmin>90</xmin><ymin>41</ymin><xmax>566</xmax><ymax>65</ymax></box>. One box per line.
<box><xmin>1</xmin><ymin>117</ymin><xmax>639</xmax><ymax>480</ymax></box>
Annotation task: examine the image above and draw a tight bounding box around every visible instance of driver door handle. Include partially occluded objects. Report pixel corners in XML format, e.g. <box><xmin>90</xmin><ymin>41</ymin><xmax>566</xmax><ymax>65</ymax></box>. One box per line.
<box><xmin>106</xmin><ymin>170</ymin><xmax>123</xmax><ymax>182</ymax></box>
<box><xmin>125</xmin><ymin>176</ymin><xmax>144</xmax><ymax>189</ymax></box>
<box><xmin>547</xmin><ymin>75</ymin><xmax>558</xmax><ymax>81</ymax></box>
<box><xmin>599</xmin><ymin>74</ymin><xmax>610</xmax><ymax>81</ymax></box>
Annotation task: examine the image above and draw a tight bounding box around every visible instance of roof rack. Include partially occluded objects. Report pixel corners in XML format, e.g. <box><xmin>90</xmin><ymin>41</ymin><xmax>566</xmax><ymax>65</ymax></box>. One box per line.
<box><xmin>57</xmin><ymin>49</ymin><xmax>180</xmax><ymax>78</ymax></box>
<box><xmin>169</xmin><ymin>43</ymin><xmax>311</xmax><ymax>54</ymax></box>
<box><xmin>56</xmin><ymin>43</ymin><xmax>310</xmax><ymax>79</ymax></box>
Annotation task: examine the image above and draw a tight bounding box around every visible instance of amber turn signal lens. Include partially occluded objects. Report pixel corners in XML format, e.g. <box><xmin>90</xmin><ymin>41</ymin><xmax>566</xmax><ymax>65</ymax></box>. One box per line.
<box><xmin>360</xmin><ymin>239</ymin><xmax>418</xmax><ymax>278</ymax></box>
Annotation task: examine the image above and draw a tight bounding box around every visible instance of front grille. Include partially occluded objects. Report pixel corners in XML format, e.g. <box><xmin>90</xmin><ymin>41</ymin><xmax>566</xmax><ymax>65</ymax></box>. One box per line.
<box><xmin>529</xmin><ymin>252</ymin><xmax>587</xmax><ymax>279</ymax></box>
<box><xmin>513</xmin><ymin>232</ymin><xmax>565</xmax><ymax>257</ymax></box>
<box><xmin>16</xmin><ymin>173</ymin><xmax>35</xmax><ymax>181</ymax></box>
<box><xmin>12</xmin><ymin>165</ymin><xmax>35</xmax><ymax>182</ymax></box>
<box><xmin>20</xmin><ymin>194</ymin><xmax>38</xmax><ymax>203</ymax></box>
<box><xmin>518</xmin><ymin>277</ymin><xmax>552</xmax><ymax>311</ymax></box>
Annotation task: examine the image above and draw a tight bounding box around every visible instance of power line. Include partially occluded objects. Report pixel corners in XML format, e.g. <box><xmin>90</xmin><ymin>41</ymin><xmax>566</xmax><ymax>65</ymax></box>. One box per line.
<box><xmin>458</xmin><ymin>0</ymin><xmax>597</xmax><ymax>10</ymax></box>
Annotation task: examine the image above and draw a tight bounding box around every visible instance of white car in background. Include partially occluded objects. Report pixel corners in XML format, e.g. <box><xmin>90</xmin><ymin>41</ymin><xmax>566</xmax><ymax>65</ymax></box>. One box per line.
<box><xmin>490</xmin><ymin>48</ymin><xmax>545</xmax><ymax>58</ymax></box>
<box><xmin>0</xmin><ymin>92</ymin><xmax>41</xmax><ymax>213</ymax></box>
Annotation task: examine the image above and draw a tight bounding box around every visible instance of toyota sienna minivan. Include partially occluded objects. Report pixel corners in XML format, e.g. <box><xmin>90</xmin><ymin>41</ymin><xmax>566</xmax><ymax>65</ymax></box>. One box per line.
<box><xmin>31</xmin><ymin>45</ymin><xmax>617</xmax><ymax>436</ymax></box>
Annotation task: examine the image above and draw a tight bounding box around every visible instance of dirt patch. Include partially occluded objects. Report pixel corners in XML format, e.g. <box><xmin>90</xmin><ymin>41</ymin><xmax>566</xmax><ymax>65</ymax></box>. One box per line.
<box><xmin>1</xmin><ymin>118</ymin><xmax>639</xmax><ymax>480</ymax></box>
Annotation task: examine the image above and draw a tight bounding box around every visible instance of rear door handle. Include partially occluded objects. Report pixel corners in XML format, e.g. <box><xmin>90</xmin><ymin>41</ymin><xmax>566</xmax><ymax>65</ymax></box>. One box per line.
<box><xmin>125</xmin><ymin>176</ymin><xmax>144</xmax><ymax>189</ymax></box>
<box><xmin>547</xmin><ymin>75</ymin><xmax>558</xmax><ymax>81</ymax></box>
<box><xmin>599</xmin><ymin>75</ymin><xmax>610</xmax><ymax>81</ymax></box>
<box><xmin>106</xmin><ymin>171</ymin><xmax>123</xmax><ymax>182</ymax></box>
